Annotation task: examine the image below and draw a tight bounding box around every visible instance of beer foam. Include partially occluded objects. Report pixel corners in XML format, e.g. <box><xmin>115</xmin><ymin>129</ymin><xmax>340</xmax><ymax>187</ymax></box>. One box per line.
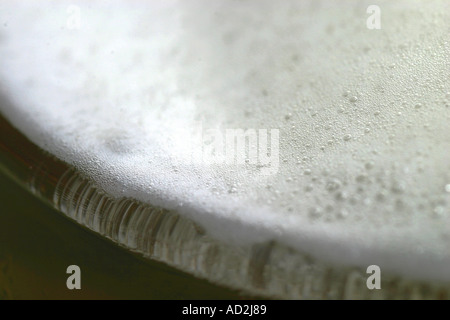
<box><xmin>0</xmin><ymin>0</ymin><xmax>449</xmax><ymax>281</ymax></box>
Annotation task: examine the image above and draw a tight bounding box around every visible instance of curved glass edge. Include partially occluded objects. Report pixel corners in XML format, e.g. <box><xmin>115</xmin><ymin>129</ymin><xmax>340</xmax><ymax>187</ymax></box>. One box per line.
<box><xmin>1</xmin><ymin>114</ymin><xmax>450</xmax><ymax>299</ymax></box>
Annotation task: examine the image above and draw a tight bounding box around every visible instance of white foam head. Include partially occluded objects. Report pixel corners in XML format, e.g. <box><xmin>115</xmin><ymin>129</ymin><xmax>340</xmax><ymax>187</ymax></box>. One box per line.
<box><xmin>0</xmin><ymin>0</ymin><xmax>449</xmax><ymax>281</ymax></box>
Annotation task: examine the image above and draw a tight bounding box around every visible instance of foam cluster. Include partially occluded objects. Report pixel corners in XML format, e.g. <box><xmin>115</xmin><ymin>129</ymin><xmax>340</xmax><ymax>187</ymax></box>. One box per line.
<box><xmin>0</xmin><ymin>0</ymin><xmax>449</xmax><ymax>280</ymax></box>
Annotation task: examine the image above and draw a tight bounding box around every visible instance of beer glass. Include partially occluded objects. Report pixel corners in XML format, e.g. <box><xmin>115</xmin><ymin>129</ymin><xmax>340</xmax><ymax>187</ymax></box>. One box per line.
<box><xmin>0</xmin><ymin>0</ymin><xmax>449</xmax><ymax>299</ymax></box>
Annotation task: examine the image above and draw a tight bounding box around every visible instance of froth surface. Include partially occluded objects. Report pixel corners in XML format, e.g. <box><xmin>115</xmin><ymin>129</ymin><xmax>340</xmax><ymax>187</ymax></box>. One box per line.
<box><xmin>0</xmin><ymin>0</ymin><xmax>449</xmax><ymax>280</ymax></box>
